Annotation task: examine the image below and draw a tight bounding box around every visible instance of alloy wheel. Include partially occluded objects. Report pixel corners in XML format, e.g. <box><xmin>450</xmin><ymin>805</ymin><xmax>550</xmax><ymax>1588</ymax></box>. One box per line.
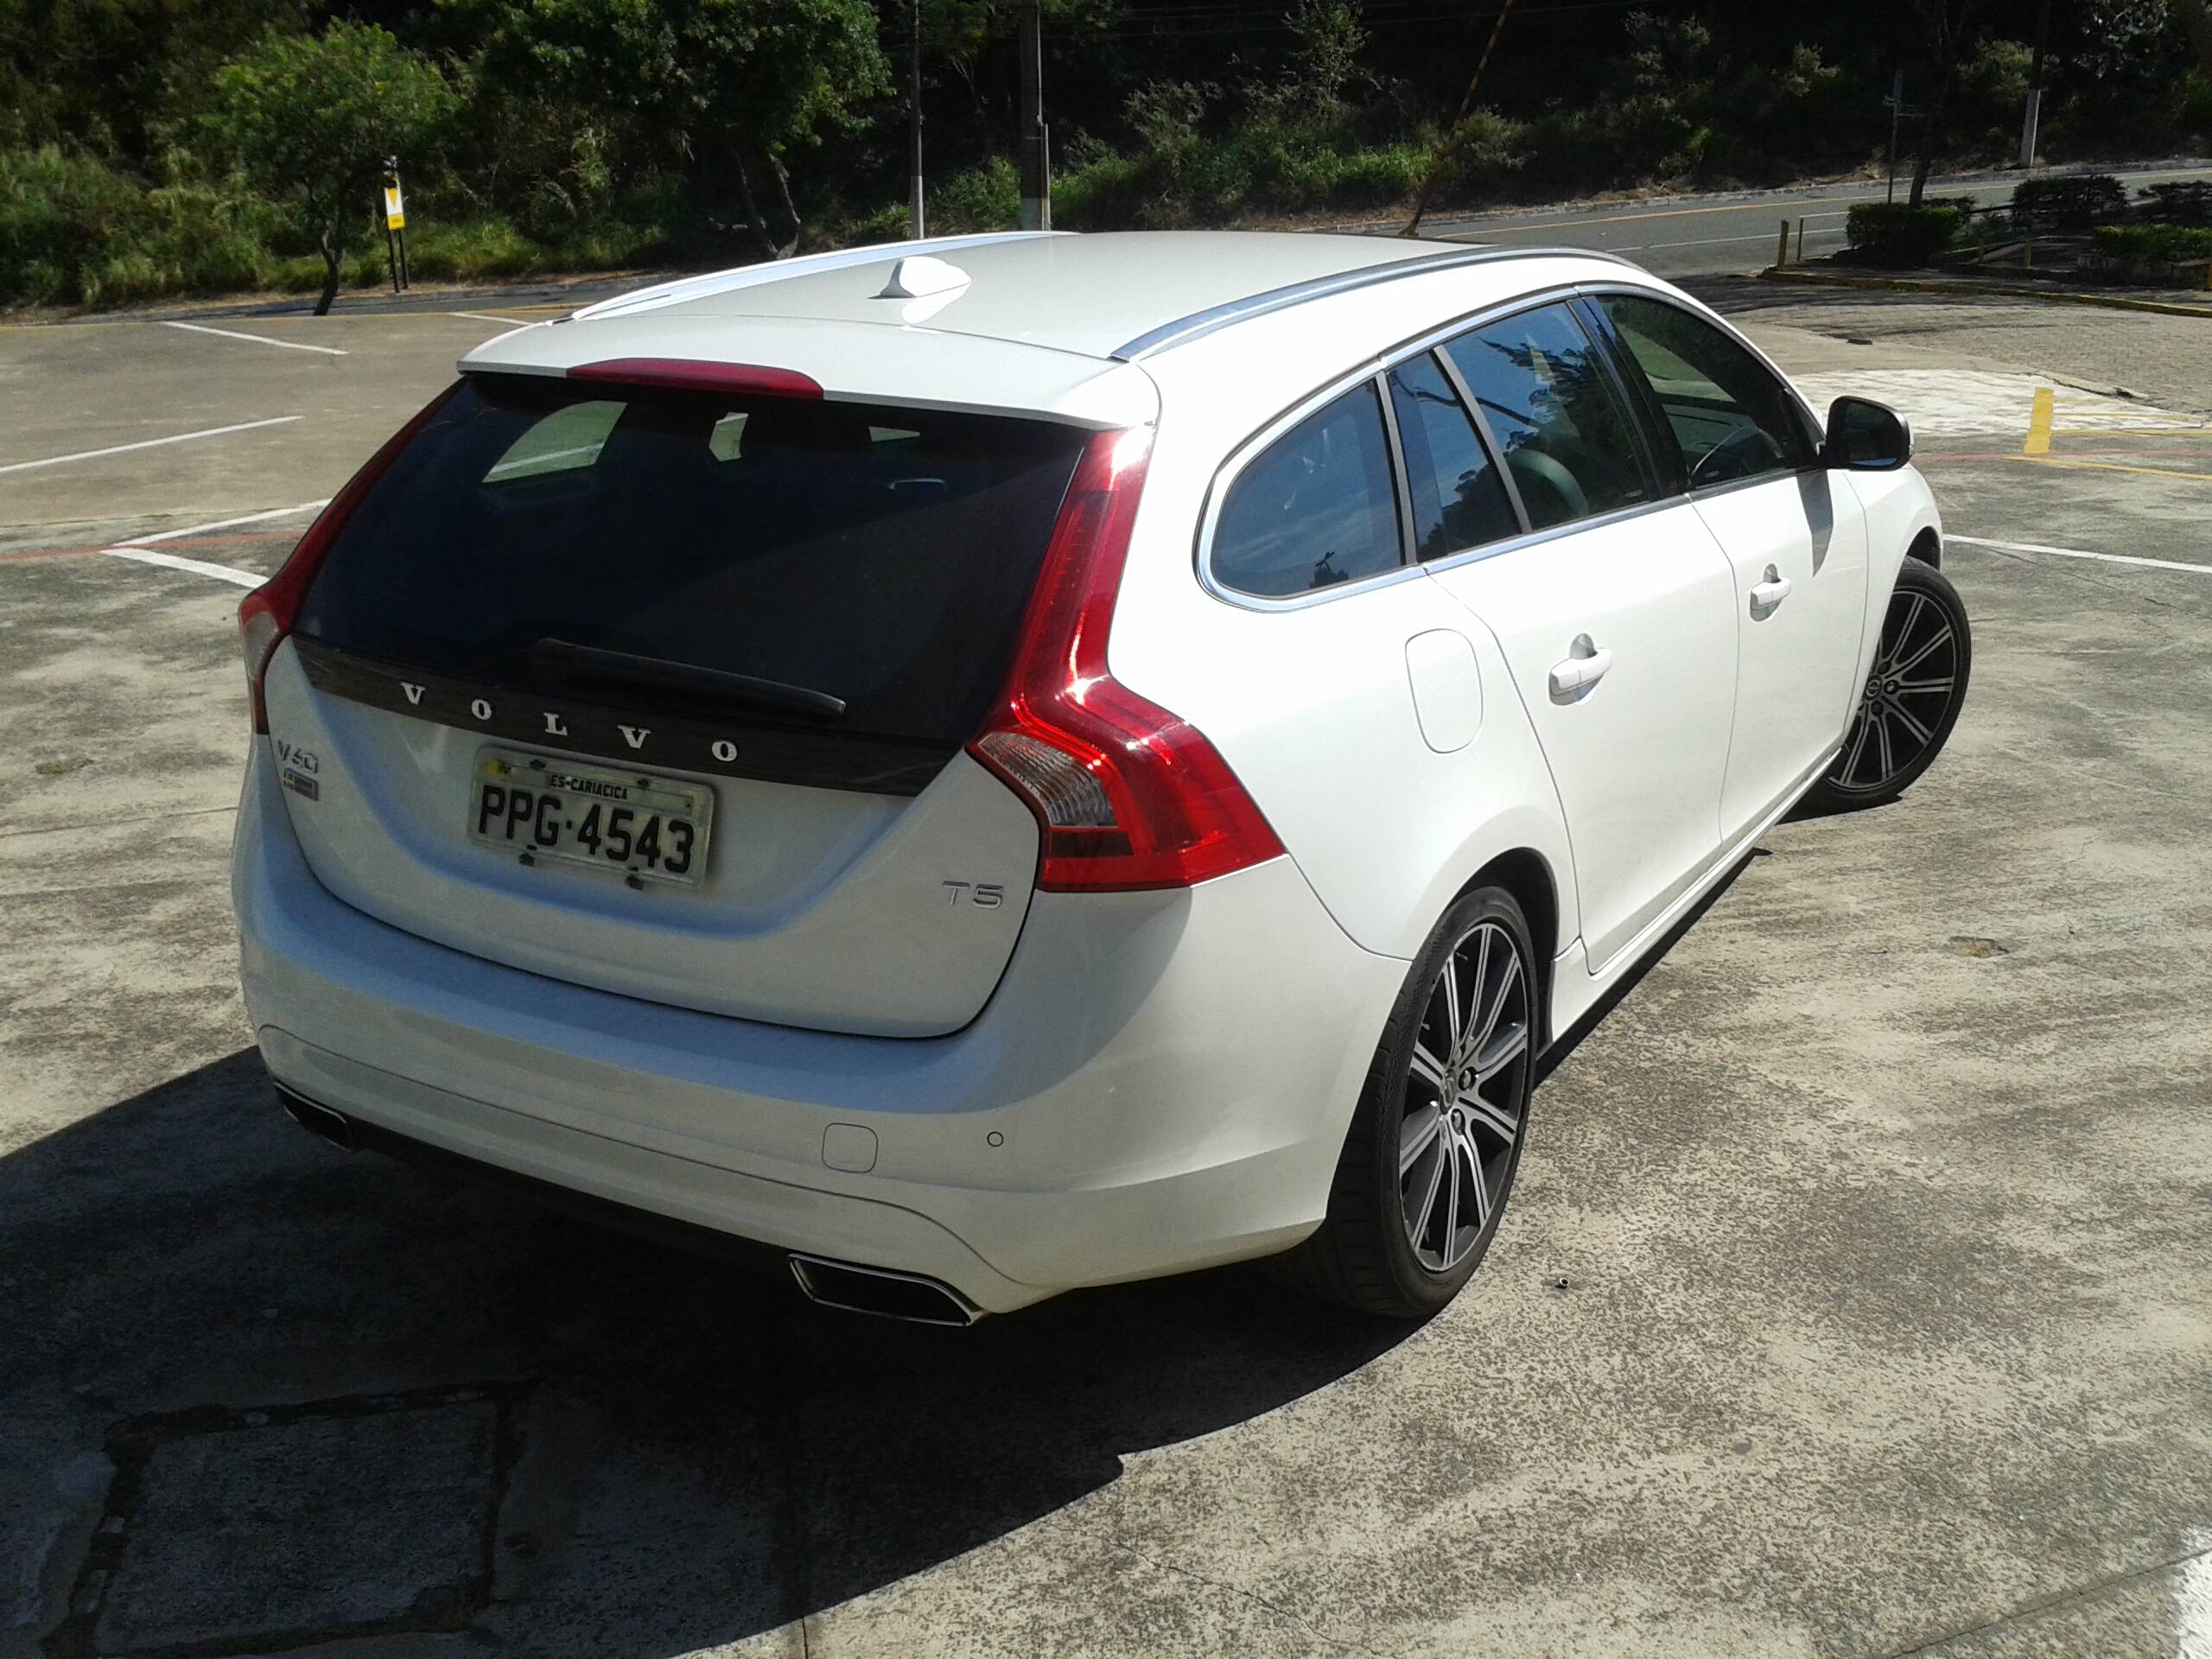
<box><xmin>1835</xmin><ymin>583</ymin><xmax>1960</xmax><ymax>795</ymax></box>
<box><xmin>1400</xmin><ymin>919</ymin><xmax>1531</xmax><ymax>1274</ymax></box>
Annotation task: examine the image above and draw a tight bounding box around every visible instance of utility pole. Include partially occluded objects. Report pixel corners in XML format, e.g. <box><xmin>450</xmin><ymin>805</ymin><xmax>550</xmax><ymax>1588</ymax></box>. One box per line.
<box><xmin>2018</xmin><ymin>0</ymin><xmax>2050</xmax><ymax>168</ymax></box>
<box><xmin>1018</xmin><ymin>2</ymin><xmax>1050</xmax><ymax>231</ymax></box>
<box><xmin>1886</xmin><ymin>70</ymin><xmax>1904</xmax><ymax>205</ymax></box>
<box><xmin>909</xmin><ymin>0</ymin><xmax>925</xmax><ymax>238</ymax></box>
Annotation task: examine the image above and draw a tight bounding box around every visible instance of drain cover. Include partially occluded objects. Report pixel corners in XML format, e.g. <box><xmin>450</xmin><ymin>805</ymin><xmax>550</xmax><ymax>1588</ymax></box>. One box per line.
<box><xmin>79</xmin><ymin>1393</ymin><xmax>501</xmax><ymax>1656</ymax></box>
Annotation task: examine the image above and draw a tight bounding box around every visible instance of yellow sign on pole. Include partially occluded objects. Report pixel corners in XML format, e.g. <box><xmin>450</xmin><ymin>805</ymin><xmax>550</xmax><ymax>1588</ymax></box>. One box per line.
<box><xmin>383</xmin><ymin>179</ymin><xmax>405</xmax><ymax>231</ymax></box>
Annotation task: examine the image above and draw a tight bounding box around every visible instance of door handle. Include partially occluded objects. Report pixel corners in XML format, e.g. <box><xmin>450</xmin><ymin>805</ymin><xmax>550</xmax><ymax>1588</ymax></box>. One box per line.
<box><xmin>1750</xmin><ymin>564</ymin><xmax>1792</xmax><ymax>618</ymax></box>
<box><xmin>1548</xmin><ymin>634</ymin><xmax>1614</xmax><ymax>700</ymax></box>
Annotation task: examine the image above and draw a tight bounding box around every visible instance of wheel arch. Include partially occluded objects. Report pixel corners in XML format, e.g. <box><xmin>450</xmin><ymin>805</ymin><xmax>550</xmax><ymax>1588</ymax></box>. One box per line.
<box><xmin>1455</xmin><ymin>846</ymin><xmax>1560</xmax><ymax>1048</ymax></box>
<box><xmin>1908</xmin><ymin>526</ymin><xmax>1942</xmax><ymax>569</ymax></box>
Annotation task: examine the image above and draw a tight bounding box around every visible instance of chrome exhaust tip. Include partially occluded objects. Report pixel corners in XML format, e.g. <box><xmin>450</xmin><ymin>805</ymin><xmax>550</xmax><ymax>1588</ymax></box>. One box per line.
<box><xmin>276</xmin><ymin>1088</ymin><xmax>359</xmax><ymax>1153</ymax></box>
<box><xmin>788</xmin><ymin>1254</ymin><xmax>979</xmax><ymax>1326</ymax></box>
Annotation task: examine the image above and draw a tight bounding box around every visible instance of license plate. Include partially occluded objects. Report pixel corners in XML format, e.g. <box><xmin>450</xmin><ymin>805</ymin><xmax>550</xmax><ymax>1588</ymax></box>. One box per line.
<box><xmin>468</xmin><ymin>747</ymin><xmax>715</xmax><ymax>887</ymax></box>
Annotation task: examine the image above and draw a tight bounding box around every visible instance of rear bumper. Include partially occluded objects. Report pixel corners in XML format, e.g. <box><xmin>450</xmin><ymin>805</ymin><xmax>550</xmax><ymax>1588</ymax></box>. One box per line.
<box><xmin>232</xmin><ymin>747</ymin><xmax>1407</xmax><ymax>1313</ymax></box>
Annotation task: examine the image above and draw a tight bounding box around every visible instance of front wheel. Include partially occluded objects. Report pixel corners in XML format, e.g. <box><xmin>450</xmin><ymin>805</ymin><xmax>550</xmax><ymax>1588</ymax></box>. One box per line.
<box><xmin>1280</xmin><ymin>887</ymin><xmax>1537</xmax><ymax>1319</ymax></box>
<box><xmin>1806</xmin><ymin>556</ymin><xmax>1971</xmax><ymax>812</ymax></box>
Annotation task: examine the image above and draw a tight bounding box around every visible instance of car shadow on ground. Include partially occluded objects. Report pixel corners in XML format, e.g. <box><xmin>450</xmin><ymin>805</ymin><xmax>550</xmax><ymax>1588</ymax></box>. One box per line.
<box><xmin>5</xmin><ymin>1048</ymin><xmax>1411</xmax><ymax>1651</ymax></box>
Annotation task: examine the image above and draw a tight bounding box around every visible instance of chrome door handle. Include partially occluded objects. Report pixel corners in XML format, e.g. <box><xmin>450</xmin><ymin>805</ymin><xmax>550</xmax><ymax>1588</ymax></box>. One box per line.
<box><xmin>1750</xmin><ymin>564</ymin><xmax>1792</xmax><ymax>618</ymax></box>
<box><xmin>1548</xmin><ymin>635</ymin><xmax>1614</xmax><ymax>699</ymax></box>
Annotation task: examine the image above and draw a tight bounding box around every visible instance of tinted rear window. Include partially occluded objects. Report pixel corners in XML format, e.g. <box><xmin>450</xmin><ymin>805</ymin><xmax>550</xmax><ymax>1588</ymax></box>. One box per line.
<box><xmin>296</xmin><ymin>377</ymin><xmax>1087</xmax><ymax>744</ymax></box>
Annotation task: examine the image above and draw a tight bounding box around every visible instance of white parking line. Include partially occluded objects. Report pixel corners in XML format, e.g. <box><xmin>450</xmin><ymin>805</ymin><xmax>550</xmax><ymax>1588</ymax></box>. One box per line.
<box><xmin>0</xmin><ymin>416</ymin><xmax>302</xmax><ymax>475</ymax></box>
<box><xmin>1948</xmin><ymin>533</ymin><xmax>2212</xmax><ymax>575</ymax></box>
<box><xmin>129</xmin><ymin>501</ymin><xmax>329</xmax><ymax>545</ymax></box>
<box><xmin>2179</xmin><ymin>1533</ymin><xmax>2210</xmax><ymax>1658</ymax></box>
<box><xmin>452</xmin><ymin>312</ymin><xmax>532</xmax><ymax>326</ymax></box>
<box><xmin>96</xmin><ymin>500</ymin><xmax>327</xmax><ymax>587</ymax></box>
<box><xmin>162</xmin><ymin>321</ymin><xmax>348</xmax><ymax>356</ymax></box>
<box><xmin>101</xmin><ymin>547</ymin><xmax>264</xmax><ymax>588</ymax></box>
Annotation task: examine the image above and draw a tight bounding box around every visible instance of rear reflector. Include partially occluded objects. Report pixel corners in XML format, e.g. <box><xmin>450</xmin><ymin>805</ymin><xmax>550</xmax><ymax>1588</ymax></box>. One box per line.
<box><xmin>969</xmin><ymin>428</ymin><xmax>1285</xmax><ymax>893</ymax></box>
<box><xmin>237</xmin><ymin>384</ymin><xmax>459</xmax><ymax>734</ymax></box>
<box><xmin>568</xmin><ymin>359</ymin><xmax>823</xmax><ymax>398</ymax></box>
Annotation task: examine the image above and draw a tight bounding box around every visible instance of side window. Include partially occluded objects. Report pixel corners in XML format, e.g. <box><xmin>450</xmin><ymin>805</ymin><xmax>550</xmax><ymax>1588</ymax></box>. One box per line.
<box><xmin>1386</xmin><ymin>351</ymin><xmax>1521</xmax><ymax>561</ymax></box>
<box><xmin>1212</xmin><ymin>382</ymin><xmax>1404</xmax><ymax>599</ymax></box>
<box><xmin>1596</xmin><ymin>293</ymin><xmax>1814</xmax><ymax>489</ymax></box>
<box><xmin>1440</xmin><ymin>304</ymin><xmax>1650</xmax><ymax>533</ymax></box>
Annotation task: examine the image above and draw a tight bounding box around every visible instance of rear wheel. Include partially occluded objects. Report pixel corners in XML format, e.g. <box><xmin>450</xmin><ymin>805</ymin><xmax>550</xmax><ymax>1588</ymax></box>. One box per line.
<box><xmin>1806</xmin><ymin>556</ymin><xmax>1971</xmax><ymax>812</ymax></box>
<box><xmin>1281</xmin><ymin>887</ymin><xmax>1536</xmax><ymax>1319</ymax></box>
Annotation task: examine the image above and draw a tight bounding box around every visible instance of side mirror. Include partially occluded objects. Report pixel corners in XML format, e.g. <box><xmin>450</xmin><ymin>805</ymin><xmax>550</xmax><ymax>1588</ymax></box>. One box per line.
<box><xmin>1824</xmin><ymin>397</ymin><xmax>1914</xmax><ymax>471</ymax></box>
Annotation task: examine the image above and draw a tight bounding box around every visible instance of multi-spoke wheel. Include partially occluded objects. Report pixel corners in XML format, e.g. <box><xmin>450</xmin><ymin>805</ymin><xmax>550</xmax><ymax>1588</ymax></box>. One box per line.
<box><xmin>1281</xmin><ymin>887</ymin><xmax>1538</xmax><ymax>1318</ymax></box>
<box><xmin>1808</xmin><ymin>556</ymin><xmax>1972</xmax><ymax>811</ymax></box>
<box><xmin>1400</xmin><ymin>918</ymin><xmax>1529</xmax><ymax>1274</ymax></box>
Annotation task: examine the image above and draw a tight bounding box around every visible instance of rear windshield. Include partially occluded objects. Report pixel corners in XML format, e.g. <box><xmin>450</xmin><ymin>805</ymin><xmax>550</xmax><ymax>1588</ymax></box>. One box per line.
<box><xmin>296</xmin><ymin>375</ymin><xmax>1087</xmax><ymax>743</ymax></box>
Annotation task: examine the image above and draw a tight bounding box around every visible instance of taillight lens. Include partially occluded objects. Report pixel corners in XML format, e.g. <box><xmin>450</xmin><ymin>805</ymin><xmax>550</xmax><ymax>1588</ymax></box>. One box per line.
<box><xmin>969</xmin><ymin>427</ymin><xmax>1285</xmax><ymax>893</ymax></box>
<box><xmin>238</xmin><ymin>384</ymin><xmax>459</xmax><ymax>733</ymax></box>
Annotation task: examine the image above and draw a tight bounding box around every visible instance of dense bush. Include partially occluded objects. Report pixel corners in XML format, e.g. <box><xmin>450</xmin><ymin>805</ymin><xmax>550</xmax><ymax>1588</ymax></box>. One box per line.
<box><xmin>1844</xmin><ymin>203</ymin><xmax>1961</xmax><ymax>267</ymax></box>
<box><xmin>2092</xmin><ymin>223</ymin><xmax>2212</xmax><ymax>264</ymax></box>
<box><xmin>0</xmin><ymin>146</ymin><xmax>280</xmax><ymax>304</ymax></box>
<box><xmin>2010</xmin><ymin>173</ymin><xmax>2130</xmax><ymax>231</ymax></box>
<box><xmin>2140</xmin><ymin>181</ymin><xmax>2212</xmax><ymax>227</ymax></box>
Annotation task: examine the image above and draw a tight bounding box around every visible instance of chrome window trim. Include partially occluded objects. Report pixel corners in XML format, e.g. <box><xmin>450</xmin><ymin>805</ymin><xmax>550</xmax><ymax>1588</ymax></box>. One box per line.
<box><xmin>1115</xmin><ymin>245</ymin><xmax>1637</xmax><ymax>361</ymax></box>
<box><xmin>1193</xmin><ymin>276</ymin><xmax>1797</xmax><ymax>612</ymax></box>
<box><xmin>1416</xmin><ymin>493</ymin><xmax>1700</xmax><ymax>580</ymax></box>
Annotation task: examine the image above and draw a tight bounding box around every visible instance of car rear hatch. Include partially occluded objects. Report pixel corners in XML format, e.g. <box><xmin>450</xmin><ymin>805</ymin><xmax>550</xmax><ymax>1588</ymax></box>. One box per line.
<box><xmin>258</xmin><ymin>368</ymin><xmax>1097</xmax><ymax>1038</ymax></box>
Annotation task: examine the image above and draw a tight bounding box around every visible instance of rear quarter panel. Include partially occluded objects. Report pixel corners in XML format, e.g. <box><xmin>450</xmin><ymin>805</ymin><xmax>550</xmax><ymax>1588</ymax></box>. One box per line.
<box><xmin>1109</xmin><ymin>299</ymin><xmax>1580</xmax><ymax>967</ymax></box>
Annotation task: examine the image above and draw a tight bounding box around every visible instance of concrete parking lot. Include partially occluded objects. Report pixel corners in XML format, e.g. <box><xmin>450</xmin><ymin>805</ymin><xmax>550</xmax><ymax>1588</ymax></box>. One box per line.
<box><xmin>3</xmin><ymin>283</ymin><xmax>2209</xmax><ymax>1658</ymax></box>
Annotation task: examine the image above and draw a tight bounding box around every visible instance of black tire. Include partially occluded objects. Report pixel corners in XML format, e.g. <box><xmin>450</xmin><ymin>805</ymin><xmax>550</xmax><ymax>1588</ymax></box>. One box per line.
<box><xmin>1279</xmin><ymin>887</ymin><xmax>1538</xmax><ymax>1319</ymax></box>
<box><xmin>1804</xmin><ymin>556</ymin><xmax>1972</xmax><ymax>813</ymax></box>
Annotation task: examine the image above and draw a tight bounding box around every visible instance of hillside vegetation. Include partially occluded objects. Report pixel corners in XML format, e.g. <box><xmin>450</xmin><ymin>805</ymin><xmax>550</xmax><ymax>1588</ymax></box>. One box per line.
<box><xmin>3</xmin><ymin>0</ymin><xmax>2208</xmax><ymax>309</ymax></box>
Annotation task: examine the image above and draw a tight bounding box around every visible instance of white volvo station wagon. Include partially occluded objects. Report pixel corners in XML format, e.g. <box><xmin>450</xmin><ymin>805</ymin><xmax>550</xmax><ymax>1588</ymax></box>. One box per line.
<box><xmin>233</xmin><ymin>231</ymin><xmax>1970</xmax><ymax>1323</ymax></box>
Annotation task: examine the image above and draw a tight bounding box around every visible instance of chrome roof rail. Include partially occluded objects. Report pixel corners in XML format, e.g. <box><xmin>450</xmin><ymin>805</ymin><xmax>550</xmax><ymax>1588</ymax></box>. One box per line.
<box><xmin>569</xmin><ymin>231</ymin><xmax>1065</xmax><ymax>322</ymax></box>
<box><xmin>1109</xmin><ymin>244</ymin><xmax>1639</xmax><ymax>361</ymax></box>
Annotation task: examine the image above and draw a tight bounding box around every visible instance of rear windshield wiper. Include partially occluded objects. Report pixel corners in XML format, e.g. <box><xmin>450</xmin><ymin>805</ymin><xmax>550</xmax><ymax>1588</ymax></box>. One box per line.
<box><xmin>530</xmin><ymin>638</ymin><xmax>848</xmax><ymax>721</ymax></box>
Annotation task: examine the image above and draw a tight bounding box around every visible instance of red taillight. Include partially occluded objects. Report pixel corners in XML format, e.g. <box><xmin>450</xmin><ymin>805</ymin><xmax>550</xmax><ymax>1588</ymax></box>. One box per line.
<box><xmin>238</xmin><ymin>384</ymin><xmax>459</xmax><ymax>734</ymax></box>
<box><xmin>569</xmin><ymin>359</ymin><xmax>823</xmax><ymax>398</ymax></box>
<box><xmin>969</xmin><ymin>428</ymin><xmax>1285</xmax><ymax>893</ymax></box>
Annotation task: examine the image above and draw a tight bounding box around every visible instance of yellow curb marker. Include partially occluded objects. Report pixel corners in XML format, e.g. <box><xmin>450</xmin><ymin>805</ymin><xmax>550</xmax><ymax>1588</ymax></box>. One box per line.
<box><xmin>2024</xmin><ymin>386</ymin><xmax>2055</xmax><ymax>456</ymax></box>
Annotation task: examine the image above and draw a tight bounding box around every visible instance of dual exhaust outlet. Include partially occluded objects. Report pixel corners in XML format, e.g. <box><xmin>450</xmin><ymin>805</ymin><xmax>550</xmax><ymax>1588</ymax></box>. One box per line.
<box><xmin>277</xmin><ymin>1089</ymin><xmax>980</xmax><ymax>1325</ymax></box>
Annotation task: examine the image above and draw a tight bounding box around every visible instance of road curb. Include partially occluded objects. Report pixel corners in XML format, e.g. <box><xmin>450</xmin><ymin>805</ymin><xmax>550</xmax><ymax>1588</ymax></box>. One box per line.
<box><xmin>1756</xmin><ymin>265</ymin><xmax>2212</xmax><ymax>320</ymax></box>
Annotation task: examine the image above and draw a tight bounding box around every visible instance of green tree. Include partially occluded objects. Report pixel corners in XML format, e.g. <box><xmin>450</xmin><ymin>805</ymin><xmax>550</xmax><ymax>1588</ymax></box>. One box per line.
<box><xmin>2181</xmin><ymin>0</ymin><xmax>2212</xmax><ymax>74</ymax></box>
<box><xmin>1905</xmin><ymin>0</ymin><xmax>1981</xmax><ymax>206</ymax></box>
<box><xmin>205</xmin><ymin>22</ymin><xmax>456</xmax><ymax>315</ymax></box>
<box><xmin>451</xmin><ymin>0</ymin><xmax>887</xmax><ymax>259</ymax></box>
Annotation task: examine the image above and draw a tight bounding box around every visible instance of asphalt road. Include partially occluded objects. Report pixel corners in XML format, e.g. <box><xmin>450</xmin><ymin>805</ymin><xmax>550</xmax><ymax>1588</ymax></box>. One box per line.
<box><xmin>1419</xmin><ymin>159</ymin><xmax>2212</xmax><ymax>276</ymax></box>
<box><xmin>3</xmin><ymin>286</ymin><xmax>2209</xmax><ymax>1656</ymax></box>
